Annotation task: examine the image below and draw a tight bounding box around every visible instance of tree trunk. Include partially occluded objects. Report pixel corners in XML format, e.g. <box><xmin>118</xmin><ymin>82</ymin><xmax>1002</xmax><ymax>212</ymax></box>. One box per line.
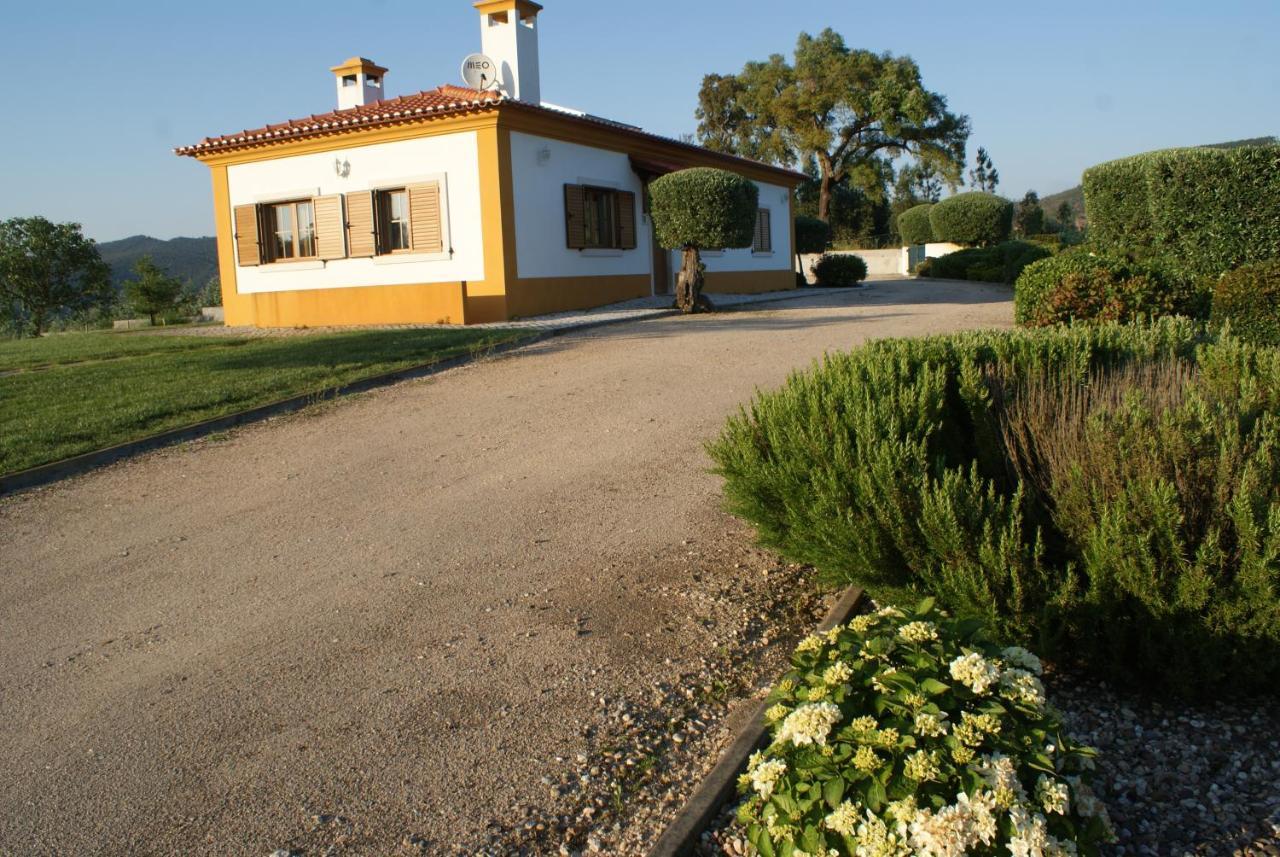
<box><xmin>674</xmin><ymin>247</ymin><xmax>713</xmax><ymax>314</ymax></box>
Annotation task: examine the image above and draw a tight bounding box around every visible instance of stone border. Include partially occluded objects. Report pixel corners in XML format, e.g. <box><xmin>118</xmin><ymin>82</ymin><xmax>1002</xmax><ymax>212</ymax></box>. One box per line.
<box><xmin>647</xmin><ymin>585</ymin><xmax>866</xmax><ymax>857</ymax></box>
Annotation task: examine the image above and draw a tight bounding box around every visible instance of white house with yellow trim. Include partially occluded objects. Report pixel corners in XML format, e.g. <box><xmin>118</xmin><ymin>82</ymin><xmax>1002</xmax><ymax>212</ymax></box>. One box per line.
<box><xmin>178</xmin><ymin>0</ymin><xmax>803</xmax><ymax>327</ymax></box>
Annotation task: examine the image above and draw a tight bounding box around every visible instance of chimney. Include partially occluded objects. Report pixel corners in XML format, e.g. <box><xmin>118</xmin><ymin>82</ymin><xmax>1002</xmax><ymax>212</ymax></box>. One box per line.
<box><xmin>475</xmin><ymin>0</ymin><xmax>542</xmax><ymax>104</ymax></box>
<box><xmin>330</xmin><ymin>57</ymin><xmax>389</xmax><ymax>110</ymax></box>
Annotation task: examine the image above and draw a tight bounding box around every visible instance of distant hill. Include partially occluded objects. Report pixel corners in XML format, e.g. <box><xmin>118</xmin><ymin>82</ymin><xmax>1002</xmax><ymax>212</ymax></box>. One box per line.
<box><xmin>97</xmin><ymin>235</ymin><xmax>218</xmax><ymax>291</ymax></box>
<box><xmin>1037</xmin><ymin>136</ymin><xmax>1277</xmax><ymax>227</ymax></box>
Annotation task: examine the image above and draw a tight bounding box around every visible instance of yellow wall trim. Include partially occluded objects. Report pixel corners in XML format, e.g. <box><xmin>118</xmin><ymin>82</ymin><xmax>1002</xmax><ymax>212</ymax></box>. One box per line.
<box><xmin>506</xmin><ymin>274</ymin><xmax>652</xmax><ymax>320</ymax></box>
<box><xmin>703</xmin><ymin>269</ymin><xmax>796</xmax><ymax>295</ymax></box>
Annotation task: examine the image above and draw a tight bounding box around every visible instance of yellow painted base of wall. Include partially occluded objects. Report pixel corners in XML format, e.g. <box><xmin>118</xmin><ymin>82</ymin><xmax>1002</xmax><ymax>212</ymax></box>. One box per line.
<box><xmin>224</xmin><ymin>282</ymin><xmax>467</xmax><ymax>328</ymax></box>
<box><xmin>703</xmin><ymin>269</ymin><xmax>796</xmax><ymax>295</ymax></box>
<box><xmin>505</xmin><ymin>274</ymin><xmax>652</xmax><ymax>320</ymax></box>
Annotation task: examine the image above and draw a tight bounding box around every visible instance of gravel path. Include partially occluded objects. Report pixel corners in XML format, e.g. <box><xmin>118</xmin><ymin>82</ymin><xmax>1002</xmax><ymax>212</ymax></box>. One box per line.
<box><xmin>0</xmin><ymin>281</ymin><xmax>1013</xmax><ymax>855</ymax></box>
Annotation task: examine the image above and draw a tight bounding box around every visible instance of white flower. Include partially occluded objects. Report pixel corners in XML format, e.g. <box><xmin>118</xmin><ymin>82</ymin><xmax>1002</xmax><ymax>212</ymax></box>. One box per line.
<box><xmin>765</xmin><ymin>703</ymin><xmax>789</xmax><ymax>722</ymax></box>
<box><xmin>1037</xmin><ymin>775</ymin><xmax>1070</xmax><ymax>815</ymax></box>
<box><xmin>976</xmin><ymin>752</ymin><xmax>1026</xmax><ymax>807</ymax></box>
<box><xmin>854</xmin><ymin>809</ymin><xmax>912</xmax><ymax>857</ymax></box>
<box><xmin>775</xmin><ymin>702</ymin><xmax>842</xmax><ymax>747</ymax></box>
<box><xmin>1001</xmin><ymin>645</ymin><xmax>1044</xmax><ymax>675</ymax></box>
<box><xmin>907</xmin><ymin>791</ymin><xmax>995</xmax><ymax>857</ymax></box>
<box><xmin>875</xmin><ymin>605</ymin><xmax>905</xmax><ymax>619</ymax></box>
<box><xmin>1001</xmin><ymin>668</ymin><xmax>1047</xmax><ymax>707</ymax></box>
<box><xmin>823</xmin><ymin>661</ymin><xmax>853</xmax><ymax>685</ymax></box>
<box><xmin>897</xmin><ymin>621</ymin><xmax>939</xmax><ymax>643</ymax></box>
<box><xmin>871</xmin><ymin>665</ymin><xmax>898</xmax><ymax>693</ymax></box>
<box><xmin>748</xmin><ymin>757</ymin><xmax>787</xmax><ymax>799</ymax></box>
<box><xmin>849</xmin><ymin>614</ymin><xmax>877</xmax><ymax>633</ymax></box>
<box><xmin>1008</xmin><ymin>805</ymin><xmax>1058</xmax><ymax>857</ymax></box>
<box><xmin>795</xmin><ymin>634</ymin><xmax>825</xmax><ymax>654</ymax></box>
<box><xmin>823</xmin><ymin>800</ymin><xmax>861</xmax><ymax>837</ymax></box>
<box><xmin>914</xmin><ymin>710</ymin><xmax>950</xmax><ymax>737</ymax></box>
<box><xmin>949</xmin><ymin>652</ymin><xmax>1001</xmax><ymax>694</ymax></box>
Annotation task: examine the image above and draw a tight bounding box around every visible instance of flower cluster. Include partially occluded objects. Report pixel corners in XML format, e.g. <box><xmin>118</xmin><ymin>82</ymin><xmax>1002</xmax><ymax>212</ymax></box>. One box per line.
<box><xmin>735</xmin><ymin>599</ymin><xmax>1113</xmax><ymax>857</ymax></box>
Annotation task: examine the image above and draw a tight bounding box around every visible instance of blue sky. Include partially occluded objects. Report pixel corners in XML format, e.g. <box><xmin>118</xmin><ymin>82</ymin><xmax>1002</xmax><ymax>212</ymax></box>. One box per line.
<box><xmin>1</xmin><ymin>0</ymin><xmax>1276</xmax><ymax>242</ymax></box>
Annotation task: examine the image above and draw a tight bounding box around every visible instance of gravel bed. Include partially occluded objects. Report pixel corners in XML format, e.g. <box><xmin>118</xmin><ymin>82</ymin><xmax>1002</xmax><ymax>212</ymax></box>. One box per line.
<box><xmin>695</xmin><ymin>670</ymin><xmax>1280</xmax><ymax>857</ymax></box>
<box><xmin>455</xmin><ymin>560</ymin><xmax>835</xmax><ymax>856</ymax></box>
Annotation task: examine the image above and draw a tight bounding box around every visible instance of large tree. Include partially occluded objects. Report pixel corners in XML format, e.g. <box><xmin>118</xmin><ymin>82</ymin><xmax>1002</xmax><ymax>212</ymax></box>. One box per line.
<box><xmin>0</xmin><ymin>217</ymin><xmax>112</xmax><ymax>336</ymax></box>
<box><xmin>125</xmin><ymin>255</ymin><xmax>185</xmax><ymax>325</ymax></box>
<box><xmin>1015</xmin><ymin>191</ymin><xmax>1046</xmax><ymax>236</ymax></box>
<box><xmin>969</xmin><ymin>147</ymin><xmax>999</xmax><ymax>192</ymax></box>
<box><xmin>695</xmin><ymin>30</ymin><xmax>969</xmax><ymax>223</ymax></box>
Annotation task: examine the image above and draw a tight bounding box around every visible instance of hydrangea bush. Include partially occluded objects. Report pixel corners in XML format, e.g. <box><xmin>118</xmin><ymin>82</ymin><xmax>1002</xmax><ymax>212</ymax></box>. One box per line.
<box><xmin>736</xmin><ymin>601</ymin><xmax>1112</xmax><ymax>857</ymax></box>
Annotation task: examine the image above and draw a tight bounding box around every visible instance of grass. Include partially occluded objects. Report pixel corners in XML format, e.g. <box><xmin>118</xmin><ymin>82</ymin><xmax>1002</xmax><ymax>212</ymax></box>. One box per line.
<box><xmin>0</xmin><ymin>327</ymin><xmax>533</xmax><ymax>475</ymax></box>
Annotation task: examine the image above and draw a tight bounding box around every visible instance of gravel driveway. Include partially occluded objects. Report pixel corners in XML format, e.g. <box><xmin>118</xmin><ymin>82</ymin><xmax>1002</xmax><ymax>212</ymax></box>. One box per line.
<box><xmin>0</xmin><ymin>280</ymin><xmax>1013</xmax><ymax>855</ymax></box>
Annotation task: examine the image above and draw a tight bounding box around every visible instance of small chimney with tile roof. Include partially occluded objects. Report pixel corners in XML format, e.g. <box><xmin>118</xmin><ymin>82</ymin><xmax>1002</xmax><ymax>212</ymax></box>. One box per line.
<box><xmin>475</xmin><ymin>0</ymin><xmax>542</xmax><ymax>104</ymax></box>
<box><xmin>330</xmin><ymin>57</ymin><xmax>389</xmax><ymax>110</ymax></box>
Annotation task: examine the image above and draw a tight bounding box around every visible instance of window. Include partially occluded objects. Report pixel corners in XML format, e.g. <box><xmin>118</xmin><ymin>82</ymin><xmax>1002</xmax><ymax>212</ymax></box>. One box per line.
<box><xmin>265</xmin><ymin>200</ymin><xmax>317</xmax><ymax>262</ymax></box>
<box><xmin>753</xmin><ymin>208</ymin><xmax>772</xmax><ymax>253</ymax></box>
<box><xmin>582</xmin><ymin>187</ymin><xmax>617</xmax><ymax>249</ymax></box>
<box><xmin>376</xmin><ymin>189</ymin><xmax>412</xmax><ymax>254</ymax></box>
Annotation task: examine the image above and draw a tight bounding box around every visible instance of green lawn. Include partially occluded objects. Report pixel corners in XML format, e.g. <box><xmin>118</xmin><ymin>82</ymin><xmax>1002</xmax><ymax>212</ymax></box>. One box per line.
<box><xmin>0</xmin><ymin>327</ymin><xmax>533</xmax><ymax>475</ymax></box>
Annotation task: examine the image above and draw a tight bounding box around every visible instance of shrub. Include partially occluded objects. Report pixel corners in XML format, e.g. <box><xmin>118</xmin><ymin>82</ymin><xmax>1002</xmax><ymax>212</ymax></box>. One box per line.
<box><xmin>897</xmin><ymin>204</ymin><xmax>936</xmax><ymax>245</ymax></box>
<box><xmin>709</xmin><ymin>319</ymin><xmax>1280</xmax><ymax>697</ymax></box>
<box><xmin>813</xmin><ymin>254</ymin><xmax>868</xmax><ymax>287</ymax></box>
<box><xmin>929</xmin><ymin>193</ymin><xmax>1014</xmax><ymax>246</ymax></box>
<box><xmin>650</xmin><ymin>167</ymin><xmax>759</xmax><ymax>251</ymax></box>
<box><xmin>1014</xmin><ymin>248</ymin><xmax>1199</xmax><ymax>326</ymax></box>
<box><xmin>736</xmin><ymin>600</ymin><xmax>1112</xmax><ymax>857</ymax></box>
<box><xmin>1084</xmin><ymin>145</ymin><xmax>1280</xmax><ymax>280</ymax></box>
<box><xmin>920</xmin><ymin>241</ymin><xmax>1050</xmax><ymax>285</ymax></box>
<box><xmin>913</xmin><ymin>258</ymin><xmax>933</xmax><ymax>277</ymax></box>
<box><xmin>1211</xmin><ymin>259</ymin><xmax>1280</xmax><ymax>346</ymax></box>
<box><xmin>796</xmin><ymin>216</ymin><xmax>833</xmax><ymax>256</ymax></box>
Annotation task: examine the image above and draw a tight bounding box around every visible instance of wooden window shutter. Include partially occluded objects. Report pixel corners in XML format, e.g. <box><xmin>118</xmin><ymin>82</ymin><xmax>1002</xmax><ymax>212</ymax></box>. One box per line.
<box><xmin>754</xmin><ymin>208</ymin><xmax>772</xmax><ymax>252</ymax></box>
<box><xmin>233</xmin><ymin>204</ymin><xmax>261</xmax><ymax>266</ymax></box>
<box><xmin>407</xmin><ymin>182</ymin><xmax>444</xmax><ymax>254</ymax></box>
<box><xmin>345</xmin><ymin>191</ymin><xmax>376</xmax><ymax>258</ymax></box>
<box><xmin>564</xmin><ymin>184</ymin><xmax>587</xmax><ymax>249</ymax></box>
<box><xmin>313</xmin><ymin>195</ymin><xmax>347</xmax><ymax>261</ymax></box>
<box><xmin>616</xmin><ymin>191</ymin><xmax>637</xmax><ymax>250</ymax></box>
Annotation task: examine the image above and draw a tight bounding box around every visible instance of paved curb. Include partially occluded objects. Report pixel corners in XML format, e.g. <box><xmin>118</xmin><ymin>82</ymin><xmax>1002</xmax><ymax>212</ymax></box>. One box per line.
<box><xmin>647</xmin><ymin>585</ymin><xmax>866</xmax><ymax>857</ymax></box>
<box><xmin>0</xmin><ymin>285</ymin><xmax>867</xmax><ymax>497</ymax></box>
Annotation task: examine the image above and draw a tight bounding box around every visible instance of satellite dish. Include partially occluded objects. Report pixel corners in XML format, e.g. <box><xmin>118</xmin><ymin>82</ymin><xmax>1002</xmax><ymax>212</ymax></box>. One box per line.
<box><xmin>461</xmin><ymin>54</ymin><xmax>499</xmax><ymax>90</ymax></box>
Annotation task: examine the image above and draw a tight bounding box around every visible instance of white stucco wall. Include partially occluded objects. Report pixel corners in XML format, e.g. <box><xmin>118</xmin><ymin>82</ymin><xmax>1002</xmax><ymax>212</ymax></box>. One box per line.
<box><xmin>227</xmin><ymin>132</ymin><xmax>485</xmax><ymax>295</ymax></box>
<box><xmin>698</xmin><ymin>181</ymin><xmax>794</xmax><ymax>274</ymax></box>
<box><xmin>508</xmin><ymin>131</ymin><xmax>652</xmax><ymax>281</ymax></box>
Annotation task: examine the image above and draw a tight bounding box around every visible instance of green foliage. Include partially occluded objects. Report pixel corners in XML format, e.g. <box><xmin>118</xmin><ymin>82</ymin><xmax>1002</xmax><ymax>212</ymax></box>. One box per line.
<box><xmin>795</xmin><ymin>216</ymin><xmax>834</xmax><ymax>255</ymax></box>
<box><xmin>736</xmin><ymin>602</ymin><xmax>1111</xmax><ymax>856</ymax></box>
<box><xmin>709</xmin><ymin>319</ymin><xmax>1280</xmax><ymax>697</ymax></box>
<box><xmin>200</xmin><ymin>276</ymin><xmax>223</xmax><ymax>308</ymax></box>
<box><xmin>969</xmin><ymin>146</ymin><xmax>999</xmax><ymax>193</ymax></box>
<box><xmin>1013</xmin><ymin>248</ymin><xmax>1201</xmax><ymax>327</ymax></box>
<box><xmin>920</xmin><ymin>241</ymin><xmax>1050</xmax><ymax>284</ymax></box>
<box><xmin>1014</xmin><ymin>191</ymin><xmax>1045</xmax><ymax>236</ymax></box>
<box><xmin>97</xmin><ymin>235</ymin><xmax>218</xmax><ymax>294</ymax></box>
<box><xmin>897</xmin><ymin>204</ymin><xmax>937</xmax><ymax>245</ymax></box>
<box><xmin>812</xmin><ymin>254</ymin><xmax>869</xmax><ymax>287</ymax></box>
<box><xmin>929</xmin><ymin>193</ymin><xmax>1013</xmax><ymax>246</ymax></box>
<box><xmin>649</xmin><ymin>168</ymin><xmax>759</xmax><ymax>250</ymax></box>
<box><xmin>695</xmin><ymin>29</ymin><xmax>969</xmax><ymax>221</ymax></box>
<box><xmin>124</xmin><ymin>255</ymin><xmax>185</xmax><ymax>325</ymax></box>
<box><xmin>1211</xmin><ymin>259</ymin><xmax>1280</xmax><ymax>346</ymax></box>
<box><xmin>1083</xmin><ymin>145</ymin><xmax>1280</xmax><ymax>280</ymax></box>
<box><xmin>0</xmin><ymin>217</ymin><xmax>113</xmax><ymax>336</ymax></box>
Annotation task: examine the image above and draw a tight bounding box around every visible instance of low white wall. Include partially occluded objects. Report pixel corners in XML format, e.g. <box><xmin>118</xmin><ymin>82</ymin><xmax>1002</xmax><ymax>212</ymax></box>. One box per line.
<box><xmin>797</xmin><ymin>248</ymin><xmax>908</xmax><ymax>281</ymax></box>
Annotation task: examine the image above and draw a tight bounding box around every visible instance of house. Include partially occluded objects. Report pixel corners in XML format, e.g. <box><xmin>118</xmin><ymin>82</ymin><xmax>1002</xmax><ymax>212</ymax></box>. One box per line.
<box><xmin>177</xmin><ymin>0</ymin><xmax>805</xmax><ymax>327</ymax></box>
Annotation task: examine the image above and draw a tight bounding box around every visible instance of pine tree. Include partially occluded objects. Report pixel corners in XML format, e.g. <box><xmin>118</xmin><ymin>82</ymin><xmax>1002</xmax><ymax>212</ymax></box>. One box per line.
<box><xmin>968</xmin><ymin>147</ymin><xmax>999</xmax><ymax>193</ymax></box>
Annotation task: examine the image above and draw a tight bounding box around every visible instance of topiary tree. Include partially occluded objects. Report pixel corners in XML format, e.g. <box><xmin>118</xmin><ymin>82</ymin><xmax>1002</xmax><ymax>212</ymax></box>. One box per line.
<box><xmin>794</xmin><ymin>215</ymin><xmax>831</xmax><ymax>282</ymax></box>
<box><xmin>650</xmin><ymin>168</ymin><xmax>759</xmax><ymax>313</ymax></box>
<box><xmin>929</xmin><ymin>191</ymin><xmax>1013</xmax><ymax>246</ymax></box>
<box><xmin>897</xmin><ymin>203</ymin><xmax>936</xmax><ymax>245</ymax></box>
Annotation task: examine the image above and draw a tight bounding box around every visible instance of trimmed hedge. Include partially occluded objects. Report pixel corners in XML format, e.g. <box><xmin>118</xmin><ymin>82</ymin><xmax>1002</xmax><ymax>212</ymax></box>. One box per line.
<box><xmin>1212</xmin><ymin>259</ymin><xmax>1280</xmax><ymax>346</ymax></box>
<box><xmin>1014</xmin><ymin>248</ymin><xmax>1201</xmax><ymax>326</ymax></box>
<box><xmin>812</xmin><ymin>254</ymin><xmax>868</xmax><ymax>287</ymax></box>
<box><xmin>897</xmin><ymin>203</ymin><xmax>936</xmax><ymax>245</ymax></box>
<box><xmin>919</xmin><ymin>241</ymin><xmax>1050</xmax><ymax>285</ymax></box>
<box><xmin>709</xmin><ymin>319</ymin><xmax>1280</xmax><ymax>698</ymax></box>
<box><xmin>1084</xmin><ymin>145</ymin><xmax>1280</xmax><ymax>279</ymax></box>
<box><xmin>650</xmin><ymin>167</ymin><xmax>759</xmax><ymax>250</ymax></box>
<box><xmin>929</xmin><ymin>192</ymin><xmax>1013</xmax><ymax>246</ymax></box>
<box><xmin>795</xmin><ymin>215</ymin><xmax>833</xmax><ymax>256</ymax></box>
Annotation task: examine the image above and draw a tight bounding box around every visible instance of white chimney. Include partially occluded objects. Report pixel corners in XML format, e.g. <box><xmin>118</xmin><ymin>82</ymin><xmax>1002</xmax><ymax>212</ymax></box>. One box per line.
<box><xmin>330</xmin><ymin>57</ymin><xmax>388</xmax><ymax>110</ymax></box>
<box><xmin>475</xmin><ymin>0</ymin><xmax>542</xmax><ymax>104</ymax></box>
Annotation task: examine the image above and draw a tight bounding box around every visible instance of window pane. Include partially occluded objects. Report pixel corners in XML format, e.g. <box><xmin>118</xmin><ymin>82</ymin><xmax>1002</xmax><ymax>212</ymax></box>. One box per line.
<box><xmin>388</xmin><ymin>191</ymin><xmax>410</xmax><ymax>251</ymax></box>
<box><xmin>297</xmin><ymin>202</ymin><xmax>316</xmax><ymax>257</ymax></box>
<box><xmin>273</xmin><ymin>204</ymin><xmax>294</xmax><ymax>259</ymax></box>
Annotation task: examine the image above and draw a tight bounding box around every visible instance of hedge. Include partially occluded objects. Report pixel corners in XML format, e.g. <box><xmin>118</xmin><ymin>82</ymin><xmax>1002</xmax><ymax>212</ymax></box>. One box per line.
<box><xmin>709</xmin><ymin>318</ymin><xmax>1280</xmax><ymax>698</ymax></box>
<box><xmin>812</xmin><ymin>254</ymin><xmax>868</xmax><ymax>287</ymax></box>
<box><xmin>1212</xmin><ymin>259</ymin><xmax>1280</xmax><ymax>346</ymax></box>
<box><xmin>650</xmin><ymin>168</ymin><xmax>759</xmax><ymax>250</ymax></box>
<box><xmin>929</xmin><ymin>192</ymin><xmax>1013</xmax><ymax>246</ymax></box>
<box><xmin>795</xmin><ymin>215</ymin><xmax>832</xmax><ymax>256</ymax></box>
<box><xmin>1014</xmin><ymin>248</ymin><xmax>1205</xmax><ymax>327</ymax></box>
<box><xmin>897</xmin><ymin>203</ymin><xmax>936</xmax><ymax>245</ymax></box>
<box><xmin>919</xmin><ymin>241</ymin><xmax>1050</xmax><ymax>285</ymax></box>
<box><xmin>1083</xmin><ymin>145</ymin><xmax>1280</xmax><ymax>279</ymax></box>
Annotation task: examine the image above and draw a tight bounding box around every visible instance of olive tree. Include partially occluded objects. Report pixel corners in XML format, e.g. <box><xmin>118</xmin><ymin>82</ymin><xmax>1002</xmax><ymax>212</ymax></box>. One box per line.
<box><xmin>650</xmin><ymin>168</ymin><xmax>759</xmax><ymax>313</ymax></box>
<box><xmin>0</xmin><ymin>217</ymin><xmax>112</xmax><ymax>335</ymax></box>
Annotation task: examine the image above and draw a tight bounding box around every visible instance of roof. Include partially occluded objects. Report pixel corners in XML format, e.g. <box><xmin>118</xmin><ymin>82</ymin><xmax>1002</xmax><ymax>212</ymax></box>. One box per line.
<box><xmin>175</xmin><ymin>85</ymin><xmax>805</xmax><ymax>184</ymax></box>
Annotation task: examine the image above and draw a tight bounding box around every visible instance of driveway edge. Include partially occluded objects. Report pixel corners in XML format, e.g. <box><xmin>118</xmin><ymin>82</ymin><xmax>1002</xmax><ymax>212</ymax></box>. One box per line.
<box><xmin>646</xmin><ymin>585</ymin><xmax>866</xmax><ymax>857</ymax></box>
